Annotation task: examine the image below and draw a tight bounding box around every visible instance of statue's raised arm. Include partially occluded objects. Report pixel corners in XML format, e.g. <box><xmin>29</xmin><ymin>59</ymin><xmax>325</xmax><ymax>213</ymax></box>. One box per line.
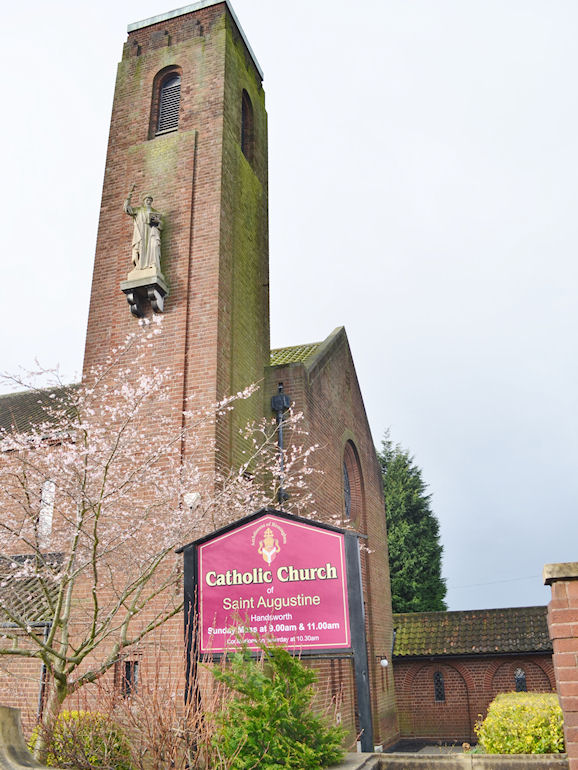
<box><xmin>124</xmin><ymin>183</ymin><xmax>137</xmax><ymax>219</ymax></box>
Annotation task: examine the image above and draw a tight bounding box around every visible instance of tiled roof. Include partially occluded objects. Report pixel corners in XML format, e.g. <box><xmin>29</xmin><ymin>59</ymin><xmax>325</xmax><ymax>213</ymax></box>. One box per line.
<box><xmin>270</xmin><ymin>342</ymin><xmax>320</xmax><ymax>367</ymax></box>
<box><xmin>0</xmin><ymin>554</ymin><xmax>63</xmax><ymax>625</ymax></box>
<box><xmin>393</xmin><ymin>606</ymin><xmax>552</xmax><ymax>658</ymax></box>
<box><xmin>0</xmin><ymin>385</ymin><xmax>76</xmax><ymax>434</ymax></box>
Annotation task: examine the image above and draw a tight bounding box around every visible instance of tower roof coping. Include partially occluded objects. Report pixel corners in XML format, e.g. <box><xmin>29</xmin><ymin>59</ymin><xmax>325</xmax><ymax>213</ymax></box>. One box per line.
<box><xmin>127</xmin><ymin>0</ymin><xmax>264</xmax><ymax>79</ymax></box>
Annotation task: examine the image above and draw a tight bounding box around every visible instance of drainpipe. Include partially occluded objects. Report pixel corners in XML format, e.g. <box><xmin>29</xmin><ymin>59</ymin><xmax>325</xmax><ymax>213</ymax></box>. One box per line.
<box><xmin>37</xmin><ymin>622</ymin><xmax>52</xmax><ymax>719</ymax></box>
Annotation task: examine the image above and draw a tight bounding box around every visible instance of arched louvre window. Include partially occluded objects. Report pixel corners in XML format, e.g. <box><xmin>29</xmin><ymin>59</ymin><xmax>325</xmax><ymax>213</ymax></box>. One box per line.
<box><xmin>157</xmin><ymin>74</ymin><xmax>181</xmax><ymax>133</ymax></box>
<box><xmin>433</xmin><ymin>671</ymin><xmax>445</xmax><ymax>702</ymax></box>
<box><xmin>514</xmin><ymin>667</ymin><xmax>527</xmax><ymax>692</ymax></box>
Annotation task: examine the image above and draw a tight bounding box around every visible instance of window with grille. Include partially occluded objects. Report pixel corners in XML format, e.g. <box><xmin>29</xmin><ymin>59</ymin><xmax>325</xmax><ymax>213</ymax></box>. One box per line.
<box><xmin>433</xmin><ymin>671</ymin><xmax>445</xmax><ymax>702</ymax></box>
<box><xmin>116</xmin><ymin>660</ymin><xmax>139</xmax><ymax>697</ymax></box>
<box><xmin>157</xmin><ymin>74</ymin><xmax>181</xmax><ymax>134</ymax></box>
<box><xmin>514</xmin><ymin>667</ymin><xmax>527</xmax><ymax>692</ymax></box>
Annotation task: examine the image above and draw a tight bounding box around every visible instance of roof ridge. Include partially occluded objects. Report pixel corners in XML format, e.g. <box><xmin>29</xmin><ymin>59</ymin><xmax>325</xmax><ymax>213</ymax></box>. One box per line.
<box><xmin>270</xmin><ymin>340</ymin><xmax>321</xmax><ymax>353</ymax></box>
<box><xmin>393</xmin><ymin>605</ymin><xmax>547</xmax><ymax>618</ymax></box>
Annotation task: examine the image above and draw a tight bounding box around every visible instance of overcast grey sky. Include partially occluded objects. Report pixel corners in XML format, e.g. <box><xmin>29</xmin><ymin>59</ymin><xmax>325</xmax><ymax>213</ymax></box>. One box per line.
<box><xmin>2</xmin><ymin>1</ymin><xmax>577</xmax><ymax>611</ymax></box>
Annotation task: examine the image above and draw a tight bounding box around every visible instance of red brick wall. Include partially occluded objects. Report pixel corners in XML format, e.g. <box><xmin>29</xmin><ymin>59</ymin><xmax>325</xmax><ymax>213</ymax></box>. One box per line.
<box><xmin>0</xmin><ymin>631</ymin><xmax>46</xmax><ymax>734</ymax></box>
<box><xmin>268</xmin><ymin>328</ymin><xmax>398</xmax><ymax>748</ymax></box>
<box><xmin>393</xmin><ymin>654</ymin><xmax>555</xmax><ymax>742</ymax></box>
<box><xmin>545</xmin><ymin>567</ymin><xmax>578</xmax><ymax>770</ymax></box>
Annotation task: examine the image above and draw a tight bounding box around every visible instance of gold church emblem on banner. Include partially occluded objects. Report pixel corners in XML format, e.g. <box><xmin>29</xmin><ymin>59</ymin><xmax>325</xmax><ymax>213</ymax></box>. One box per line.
<box><xmin>257</xmin><ymin>527</ymin><xmax>281</xmax><ymax>565</ymax></box>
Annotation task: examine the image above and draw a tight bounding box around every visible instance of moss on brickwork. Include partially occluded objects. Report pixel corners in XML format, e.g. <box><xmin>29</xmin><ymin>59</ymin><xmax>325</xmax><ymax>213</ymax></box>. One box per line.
<box><xmin>125</xmin><ymin>130</ymin><xmax>196</xmax><ymax>276</ymax></box>
<box><xmin>270</xmin><ymin>343</ymin><xmax>321</xmax><ymax>367</ymax></box>
<box><xmin>218</xmin><ymin>21</ymin><xmax>269</xmax><ymax>468</ymax></box>
<box><xmin>229</xmin><ymin>153</ymin><xmax>264</xmax><ymax>437</ymax></box>
<box><xmin>141</xmin><ymin>131</ymin><xmax>182</xmax><ymax>180</ymax></box>
<box><xmin>132</xmin><ymin>54</ymin><xmax>143</xmax><ymax>82</ymax></box>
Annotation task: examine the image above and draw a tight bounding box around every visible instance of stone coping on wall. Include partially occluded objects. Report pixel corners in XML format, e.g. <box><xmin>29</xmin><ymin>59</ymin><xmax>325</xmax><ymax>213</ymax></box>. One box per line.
<box><xmin>329</xmin><ymin>754</ymin><xmax>568</xmax><ymax>770</ymax></box>
<box><xmin>544</xmin><ymin>563</ymin><xmax>578</xmax><ymax>585</ymax></box>
<box><xmin>0</xmin><ymin>706</ymin><xmax>51</xmax><ymax>770</ymax></box>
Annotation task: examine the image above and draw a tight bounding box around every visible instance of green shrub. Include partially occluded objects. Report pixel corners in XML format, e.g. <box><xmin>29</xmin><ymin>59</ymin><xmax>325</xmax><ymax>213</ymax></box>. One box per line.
<box><xmin>30</xmin><ymin>710</ymin><xmax>132</xmax><ymax>770</ymax></box>
<box><xmin>211</xmin><ymin>641</ymin><xmax>346</xmax><ymax>769</ymax></box>
<box><xmin>475</xmin><ymin>692</ymin><xmax>565</xmax><ymax>754</ymax></box>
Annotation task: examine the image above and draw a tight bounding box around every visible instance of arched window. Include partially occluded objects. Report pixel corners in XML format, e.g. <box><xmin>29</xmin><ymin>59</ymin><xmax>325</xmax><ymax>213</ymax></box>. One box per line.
<box><xmin>343</xmin><ymin>461</ymin><xmax>351</xmax><ymax>519</ymax></box>
<box><xmin>343</xmin><ymin>440</ymin><xmax>364</xmax><ymax>524</ymax></box>
<box><xmin>433</xmin><ymin>671</ymin><xmax>445</xmax><ymax>702</ymax></box>
<box><xmin>157</xmin><ymin>73</ymin><xmax>181</xmax><ymax>134</ymax></box>
<box><xmin>514</xmin><ymin>667</ymin><xmax>527</xmax><ymax>692</ymax></box>
<box><xmin>241</xmin><ymin>89</ymin><xmax>255</xmax><ymax>163</ymax></box>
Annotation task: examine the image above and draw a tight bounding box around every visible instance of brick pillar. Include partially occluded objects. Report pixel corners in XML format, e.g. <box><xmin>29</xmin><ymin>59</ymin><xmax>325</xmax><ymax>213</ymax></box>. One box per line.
<box><xmin>544</xmin><ymin>562</ymin><xmax>578</xmax><ymax>769</ymax></box>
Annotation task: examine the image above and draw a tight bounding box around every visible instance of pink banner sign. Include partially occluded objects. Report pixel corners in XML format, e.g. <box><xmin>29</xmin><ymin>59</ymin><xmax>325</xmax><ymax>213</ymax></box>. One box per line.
<box><xmin>197</xmin><ymin>514</ymin><xmax>351</xmax><ymax>653</ymax></box>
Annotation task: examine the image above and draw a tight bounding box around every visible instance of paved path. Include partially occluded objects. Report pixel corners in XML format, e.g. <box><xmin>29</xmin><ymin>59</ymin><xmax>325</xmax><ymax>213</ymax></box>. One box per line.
<box><xmin>329</xmin><ymin>754</ymin><xmax>377</xmax><ymax>769</ymax></box>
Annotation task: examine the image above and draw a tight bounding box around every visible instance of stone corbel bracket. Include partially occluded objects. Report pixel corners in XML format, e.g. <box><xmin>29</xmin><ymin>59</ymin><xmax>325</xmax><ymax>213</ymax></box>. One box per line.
<box><xmin>120</xmin><ymin>269</ymin><xmax>169</xmax><ymax>318</ymax></box>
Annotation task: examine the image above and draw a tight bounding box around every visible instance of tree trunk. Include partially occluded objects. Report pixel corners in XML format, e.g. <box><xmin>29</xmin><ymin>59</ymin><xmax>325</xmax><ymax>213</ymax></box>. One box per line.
<box><xmin>33</xmin><ymin>677</ymin><xmax>67</xmax><ymax>763</ymax></box>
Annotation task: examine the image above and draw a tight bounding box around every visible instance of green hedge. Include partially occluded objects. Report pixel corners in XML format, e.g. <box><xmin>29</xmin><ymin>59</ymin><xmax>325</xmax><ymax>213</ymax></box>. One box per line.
<box><xmin>475</xmin><ymin>692</ymin><xmax>565</xmax><ymax>754</ymax></box>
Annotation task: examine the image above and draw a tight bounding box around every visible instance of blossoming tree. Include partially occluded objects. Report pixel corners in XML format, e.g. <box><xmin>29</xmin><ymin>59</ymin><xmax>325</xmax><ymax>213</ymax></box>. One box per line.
<box><xmin>0</xmin><ymin>322</ymin><xmax>318</xmax><ymax>758</ymax></box>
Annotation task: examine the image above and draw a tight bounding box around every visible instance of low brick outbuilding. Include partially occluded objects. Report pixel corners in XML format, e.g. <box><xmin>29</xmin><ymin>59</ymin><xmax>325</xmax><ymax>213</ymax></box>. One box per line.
<box><xmin>393</xmin><ymin>606</ymin><xmax>555</xmax><ymax>742</ymax></box>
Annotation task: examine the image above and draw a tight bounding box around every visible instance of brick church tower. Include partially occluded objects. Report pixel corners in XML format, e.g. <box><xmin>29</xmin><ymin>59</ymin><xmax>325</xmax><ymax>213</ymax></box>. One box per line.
<box><xmin>83</xmin><ymin>0</ymin><xmax>269</xmax><ymax>470</ymax></box>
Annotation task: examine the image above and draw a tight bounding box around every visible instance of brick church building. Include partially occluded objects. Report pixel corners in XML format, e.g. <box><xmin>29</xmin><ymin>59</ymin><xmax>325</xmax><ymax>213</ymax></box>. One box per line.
<box><xmin>0</xmin><ymin>1</ymin><xmax>559</xmax><ymax>755</ymax></box>
<box><xmin>0</xmin><ymin>0</ymin><xmax>398</xmax><ymax>750</ymax></box>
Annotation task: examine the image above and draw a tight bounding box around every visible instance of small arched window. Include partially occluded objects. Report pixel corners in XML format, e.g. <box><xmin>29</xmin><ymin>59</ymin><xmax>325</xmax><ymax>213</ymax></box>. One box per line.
<box><xmin>343</xmin><ymin>461</ymin><xmax>351</xmax><ymax>519</ymax></box>
<box><xmin>514</xmin><ymin>667</ymin><xmax>527</xmax><ymax>692</ymax></box>
<box><xmin>433</xmin><ymin>671</ymin><xmax>445</xmax><ymax>702</ymax></box>
<box><xmin>157</xmin><ymin>73</ymin><xmax>181</xmax><ymax>134</ymax></box>
<box><xmin>241</xmin><ymin>89</ymin><xmax>255</xmax><ymax>163</ymax></box>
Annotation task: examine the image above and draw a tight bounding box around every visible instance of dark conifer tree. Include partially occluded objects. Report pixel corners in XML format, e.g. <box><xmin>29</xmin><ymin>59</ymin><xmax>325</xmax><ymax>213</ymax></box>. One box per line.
<box><xmin>378</xmin><ymin>433</ymin><xmax>447</xmax><ymax>613</ymax></box>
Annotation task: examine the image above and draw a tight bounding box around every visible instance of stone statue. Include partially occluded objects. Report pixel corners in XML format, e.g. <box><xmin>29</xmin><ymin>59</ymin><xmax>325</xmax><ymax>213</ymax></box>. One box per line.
<box><xmin>124</xmin><ymin>185</ymin><xmax>163</xmax><ymax>272</ymax></box>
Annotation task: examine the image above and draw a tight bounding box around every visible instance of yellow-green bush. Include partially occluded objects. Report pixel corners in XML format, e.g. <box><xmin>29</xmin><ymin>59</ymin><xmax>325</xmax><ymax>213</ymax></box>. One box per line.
<box><xmin>475</xmin><ymin>692</ymin><xmax>565</xmax><ymax>754</ymax></box>
<box><xmin>30</xmin><ymin>710</ymin><xmax>132</xmax><ymax>770</ymax></box>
